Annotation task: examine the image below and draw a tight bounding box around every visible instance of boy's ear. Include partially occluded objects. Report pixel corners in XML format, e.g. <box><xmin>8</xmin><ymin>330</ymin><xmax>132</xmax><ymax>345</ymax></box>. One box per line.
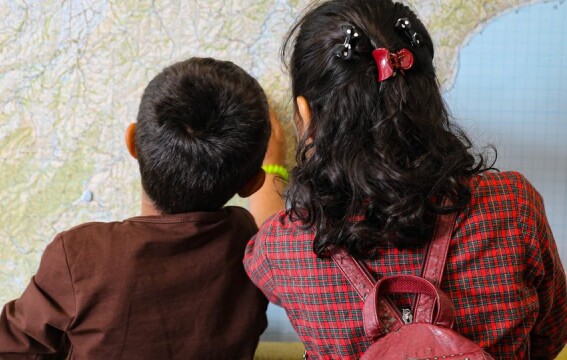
<box><xmin>125</xmin><ymin>123</ymin><xmax>138</xmax><ymax>159</ymax></box>
<box><xmin>238</xmin><ymin>170</ymin><xmax>266</xmax><ymax>198</ymax></box>
<box><xmin>296</xmin><ymin>95</ymin><xmax>312</xmax><ymax>131</ymax></box>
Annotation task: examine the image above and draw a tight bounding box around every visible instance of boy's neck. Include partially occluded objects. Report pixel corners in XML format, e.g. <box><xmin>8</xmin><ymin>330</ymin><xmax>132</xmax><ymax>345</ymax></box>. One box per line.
<box><xmin>141</xmin><ymin>191</ymin><xmax>162</xmax><ymax>216</ymax></box>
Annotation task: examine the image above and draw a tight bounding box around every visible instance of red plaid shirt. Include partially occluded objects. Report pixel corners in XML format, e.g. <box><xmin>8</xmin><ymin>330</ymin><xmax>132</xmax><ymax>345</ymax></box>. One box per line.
<box><xmin>244</xmin><ymin>171</ymin><xmax>567</xmax><ymax>359</ymax></box>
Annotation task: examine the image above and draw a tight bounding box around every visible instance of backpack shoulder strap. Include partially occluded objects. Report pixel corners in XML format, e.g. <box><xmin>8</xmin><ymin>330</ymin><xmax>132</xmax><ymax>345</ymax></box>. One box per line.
<box><xmin>328</xmin><ymin>246</ymin><xmax>404</xmax><ymax>335</ymax></box>
<box><xmin>414</xmin><ymin>198</ymin><xmax>458</xmax><ymax>323</ymax></box>
<box><xmin>328</xmin><ymin>198</ymin><xmax>459</xmax><ymax>332</ymax></box>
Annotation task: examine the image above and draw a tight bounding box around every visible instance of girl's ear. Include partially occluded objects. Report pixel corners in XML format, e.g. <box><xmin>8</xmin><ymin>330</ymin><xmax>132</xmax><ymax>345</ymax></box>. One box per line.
<box><xmin>296</xmin><ymin>95</ymin><xmax>312</xmax><ymax>132</ymax></box>
<box><xmin>125</xmin><ymin>123</ymin><xmax>138</xmax><ymax>159</ymax></box>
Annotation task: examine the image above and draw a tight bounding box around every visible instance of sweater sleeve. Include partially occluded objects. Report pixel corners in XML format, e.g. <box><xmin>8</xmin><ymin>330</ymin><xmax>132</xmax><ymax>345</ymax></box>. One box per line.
<box><xmin>243</xmin><ymin>215</ymin><xmax>281</xmax><ymax>306</ymax></box>
<box><xmin>517</xmin><ymin>175</ymin><xmax>567</xmax><ymax>359</ymax></box>
<box><xmin>0</xmin><ymin>234</ymin><xmax>75</xmax><ymax>358</ymax></box>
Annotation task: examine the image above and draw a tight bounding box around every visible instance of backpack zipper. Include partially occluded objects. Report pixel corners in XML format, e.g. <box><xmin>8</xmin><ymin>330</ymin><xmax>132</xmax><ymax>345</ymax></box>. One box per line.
<box><xmin>401</xmin><ymin>308</ymin><xmax>413</xmax><ymax>324</ymax></box>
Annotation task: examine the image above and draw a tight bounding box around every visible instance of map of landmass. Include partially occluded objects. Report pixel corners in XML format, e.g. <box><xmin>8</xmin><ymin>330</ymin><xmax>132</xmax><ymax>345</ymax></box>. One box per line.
<box><xmin>0</xmin><ymin>0</ymin><xmax>546</xmax><ymax>303</ymax></box>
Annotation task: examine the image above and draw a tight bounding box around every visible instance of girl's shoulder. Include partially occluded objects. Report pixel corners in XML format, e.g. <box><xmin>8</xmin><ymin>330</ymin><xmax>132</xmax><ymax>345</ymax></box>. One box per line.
<box><xmin>254</xmin><ymin>209</ymin><xmax>316</xmax><ymax>251</ymax></box>
<box><xmin>469</xmin><ymin>170</ymin><xmax>541</xmax><ymax>204</ymax></box>
<box><xmin>259</xmin><ymin>209</ymin><xmax>313</xmax><ymax>233</ymax></box>
<box><xmin>463</xmin><ymin>170</ymin><xmax>546</xmax><ymax>232</ymax></box>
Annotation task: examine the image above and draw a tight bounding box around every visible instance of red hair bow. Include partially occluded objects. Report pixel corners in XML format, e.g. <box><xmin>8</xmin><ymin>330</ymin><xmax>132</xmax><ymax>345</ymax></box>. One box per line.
<box><xmin>372</xmin><ymin>48</ymin><xmax>414</xmax><ymax>82</ymax></box>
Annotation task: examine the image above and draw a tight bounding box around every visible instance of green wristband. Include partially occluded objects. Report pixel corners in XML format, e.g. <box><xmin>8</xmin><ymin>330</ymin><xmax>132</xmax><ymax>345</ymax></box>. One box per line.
<box><xmin>262</xmin><ymin>164</ymin><xmax>289</xmax><ymax>182</ymax></box>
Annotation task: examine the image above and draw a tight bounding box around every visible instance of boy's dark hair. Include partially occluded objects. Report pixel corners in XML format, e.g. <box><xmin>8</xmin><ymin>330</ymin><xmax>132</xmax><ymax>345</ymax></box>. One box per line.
<box><xmin>135</xmin><ymin>57</ymin><xmax>270</xmax><ymax>214</ymax></box>
<box><xmin>282</xmin><ymin>0</ymin><xmax>494</xmax><ymax>258</ymax></box>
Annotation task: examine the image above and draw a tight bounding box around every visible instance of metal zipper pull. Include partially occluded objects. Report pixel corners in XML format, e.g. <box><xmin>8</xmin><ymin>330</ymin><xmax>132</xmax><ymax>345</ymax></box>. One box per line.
<box><xmin>401</xmin><ymin>308</ymin><xmax>413</xmax><ymax>324</ymax></box>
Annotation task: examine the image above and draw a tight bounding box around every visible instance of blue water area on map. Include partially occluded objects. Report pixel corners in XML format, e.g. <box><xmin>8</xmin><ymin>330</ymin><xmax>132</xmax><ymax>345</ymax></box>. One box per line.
<box><xmin>444</xmin><ymin>0</ymin><xmax>566</xmax><ymax>261</ymax></box>
<box><xmin>263</xmin><ymin>1</ymin><xmax>567</xmax><ymax>341</ymax></box>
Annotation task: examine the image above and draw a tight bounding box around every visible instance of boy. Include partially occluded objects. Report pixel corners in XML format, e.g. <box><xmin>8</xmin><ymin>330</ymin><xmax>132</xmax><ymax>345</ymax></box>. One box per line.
<box><xmin>0</xmin><ymin>57</ymin><xmax>285</xmax><ymax>359</ymax></box>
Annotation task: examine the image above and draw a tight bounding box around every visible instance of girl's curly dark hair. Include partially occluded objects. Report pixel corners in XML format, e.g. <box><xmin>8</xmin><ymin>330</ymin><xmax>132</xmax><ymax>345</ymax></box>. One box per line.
<box><xmin>282</xmin><ymin>0</ymin><xmax>494</xmax><ymax>258</ymax></box>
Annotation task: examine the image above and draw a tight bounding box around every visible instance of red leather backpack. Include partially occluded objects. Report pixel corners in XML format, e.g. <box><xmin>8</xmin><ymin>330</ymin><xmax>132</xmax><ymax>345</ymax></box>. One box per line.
<box><xmin>329</xmin><ymin>209</ymin><xmax>494</xmax><ymax>360</ymax></box>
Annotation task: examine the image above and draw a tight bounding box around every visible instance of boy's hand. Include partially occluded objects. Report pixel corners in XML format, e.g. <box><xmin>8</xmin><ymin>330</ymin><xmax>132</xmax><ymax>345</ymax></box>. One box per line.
<box><xmin>263</xmin><ymin>110</ymin><xmax>286</xmax><ymax>166</ymax></box>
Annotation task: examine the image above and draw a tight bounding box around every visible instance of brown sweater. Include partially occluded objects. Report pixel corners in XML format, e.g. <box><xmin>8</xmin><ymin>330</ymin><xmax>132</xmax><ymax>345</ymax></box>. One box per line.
<box><xmin>0</xmin><ymin>207</ymin><xmax>268</xmax><ymax>360</ymax></box>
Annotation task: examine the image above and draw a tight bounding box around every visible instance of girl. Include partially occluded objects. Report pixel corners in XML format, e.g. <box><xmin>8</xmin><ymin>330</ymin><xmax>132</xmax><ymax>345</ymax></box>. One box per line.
<box><xmin>244</xmin><ymin>0</ymin><xmax>567</xmax><ymax>358</ymax></box>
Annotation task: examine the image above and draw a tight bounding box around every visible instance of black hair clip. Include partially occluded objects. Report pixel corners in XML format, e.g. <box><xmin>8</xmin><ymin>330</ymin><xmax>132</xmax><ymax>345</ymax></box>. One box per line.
<box><xmin>395</xmin><ymin>18</ymin><xmax>423</xmax><ymax>47</ymax></box>
<box><xmin>335</xmin><ymin>25</ymin><xmax>360</xmax><ymax>60</ymax></box>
